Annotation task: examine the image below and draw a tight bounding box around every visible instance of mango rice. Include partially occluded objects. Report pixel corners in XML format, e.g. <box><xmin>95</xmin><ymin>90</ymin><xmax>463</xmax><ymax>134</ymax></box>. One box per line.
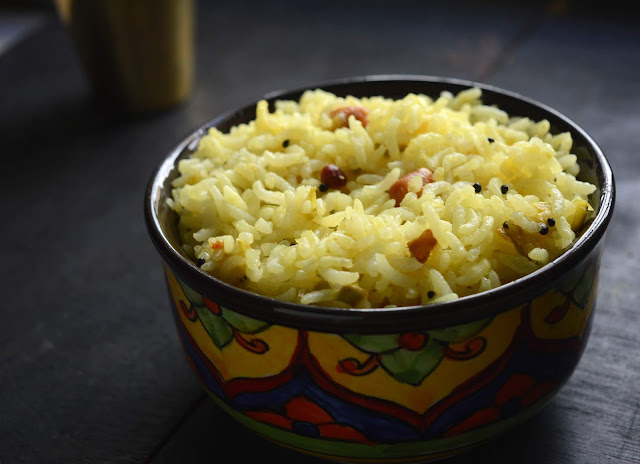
<box><xmin>168</xmin><ymin>88</ymin><xmax>596</xmax><ymax>308</ymax></box>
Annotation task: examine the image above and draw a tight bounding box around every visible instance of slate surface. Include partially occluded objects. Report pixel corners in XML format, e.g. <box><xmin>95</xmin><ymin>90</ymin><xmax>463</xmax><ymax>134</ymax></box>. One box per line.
<box><xmin>0</xmin><ymin>1</ymin><xmax>638</xmax><ymax>463</ymax></box>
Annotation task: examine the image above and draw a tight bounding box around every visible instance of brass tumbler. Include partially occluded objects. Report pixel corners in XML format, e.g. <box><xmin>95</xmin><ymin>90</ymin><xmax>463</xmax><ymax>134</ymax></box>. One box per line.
<box><xmin>55</xmin><ymin>0</ymin><xmax>195</xmax><ymax>115</ymax></box>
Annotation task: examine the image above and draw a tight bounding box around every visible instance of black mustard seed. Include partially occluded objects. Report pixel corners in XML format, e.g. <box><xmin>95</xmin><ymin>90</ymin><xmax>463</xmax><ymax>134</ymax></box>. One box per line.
<box><xmin>502</xmin><ymin>221</ymin><xmax>509</xmax><ymax>229</ymax></box>
<box><xmin>282</xmin><ymin>139</ymin><xmax>290</xmax><ymax>148</ymax></box>
<box><xmin>473</xmin><ymin>182</ymin><xmax>482</xmax><ymax>193</ymax></box>
<box><xmin>500</xmin><ymin>184</ymin><xmax>509</xmax><ymax>194</ymax></box>
<box><xmin>547</xmin><ymin>218</ymin><xmax>556</xmax><ymax>227</ymax></box>
<box><xmin>318</xmin><ymin>183</ymin><xmax>329</xmax><ymax>192</ymax></box>
<box><xmin>196</xmin><ymin>258</ymin><xmax>205</xmax><ymax>267</ymax></box>
<box><xmin>488</xmin><ymin>137</ymin><xmax>495</xmax><ymax>143</ymax></box>
<box><xmin>540</xmin><ymin>224</ymin><xmax>549</xmax><ymax>235</ymax></box>
<box><xmin>427</xmin><ymin>291</ymin><xmax>435</xmax><ymax>299</ymax></box>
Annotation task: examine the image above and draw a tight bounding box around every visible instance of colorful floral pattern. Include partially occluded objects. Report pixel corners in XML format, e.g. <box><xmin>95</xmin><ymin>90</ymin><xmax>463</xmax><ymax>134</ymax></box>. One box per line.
<box><xmin>245</xmin><ymin>396</ymin><xmax>375</xmax><ymax>445</ymax></box>
<box><xmin>163</xmin><ymin>246</ymin><xmax>601</xmax><ymax>462</ymax></box>
<box><xmin>177</xmin><ymin>279</ymin><xmax>271</xmax><ymax>353</ymax></box>
<box><xmin>339</xmin><ymin>318</ymin><xmax>490</xmax><ymax>386</ymax></box>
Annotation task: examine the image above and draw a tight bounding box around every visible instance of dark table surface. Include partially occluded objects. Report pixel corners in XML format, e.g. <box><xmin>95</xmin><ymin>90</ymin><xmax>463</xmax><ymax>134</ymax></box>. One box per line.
<box><xmin>1</xmin><ymin>1</ymin><xmax>639</xmax><ymax>463</ymax></box>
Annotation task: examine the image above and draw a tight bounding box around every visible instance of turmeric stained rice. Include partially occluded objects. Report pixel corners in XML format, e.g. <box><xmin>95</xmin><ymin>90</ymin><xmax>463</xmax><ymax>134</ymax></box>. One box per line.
<box><xmin>168</xmin><ymin>88</ymin><xmax>596</xmax><ymax>308</ymax></box>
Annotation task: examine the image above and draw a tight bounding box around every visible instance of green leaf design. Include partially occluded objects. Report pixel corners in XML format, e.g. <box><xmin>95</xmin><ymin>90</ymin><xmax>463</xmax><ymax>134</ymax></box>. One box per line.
<box><xmin>558</xmin><ymin>264</ymin><xmax>585</xmax><ymax>294</ymax></box>
<box><xmin>573</xmin><ymin>264</ymin><xmax>596</xmax><ymax>309</ymax></box>
<box><xmin>429</xmin><ymin>317</ymin><xmax>492</xmax><ymax>344</ymax></box>
<box><xmin>177</xmin><ymin>279</ymin><xmax>204</xmax><ymax>306</ymax></box>
<box><xmin>341</xmin><ymin>333</ymin><xmax>402</xmax><ymax>354</ymax></box>
<box><xmin>194</xmin><ymin>305</ymin><xmax>233</xmax><ymax>349</ymax></box>
<box><xmin>220</xmin><ymin>307</ymin><xmax>270</xmax><ymax>334</ymax></box>
<box><xmin>380</xmin><ymin>340</ymin><xmax>444</xmax><ymax>386</ymax></box>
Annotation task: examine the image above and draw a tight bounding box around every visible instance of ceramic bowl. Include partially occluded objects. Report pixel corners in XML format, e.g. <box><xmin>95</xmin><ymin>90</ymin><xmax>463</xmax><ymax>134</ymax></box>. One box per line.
<box><xmin>144</xmin><ymin>75</ymin><xmax>615</xmax><ymax>463</ymax></box>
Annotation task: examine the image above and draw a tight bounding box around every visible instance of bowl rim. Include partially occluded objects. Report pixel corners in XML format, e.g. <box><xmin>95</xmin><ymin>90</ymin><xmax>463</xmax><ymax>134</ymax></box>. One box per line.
<box><xmin>145</xmin><ymin>74</ymin><xmax>616</xmax><ymax>333</ymax></box>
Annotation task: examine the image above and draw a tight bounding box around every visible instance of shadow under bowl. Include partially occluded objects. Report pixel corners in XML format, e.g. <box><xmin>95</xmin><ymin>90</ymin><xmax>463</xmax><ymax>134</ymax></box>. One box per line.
<box><xmin>144</xmin><ymin>75</ymin><xmax>615</xmax><ymax>463</ymax></box>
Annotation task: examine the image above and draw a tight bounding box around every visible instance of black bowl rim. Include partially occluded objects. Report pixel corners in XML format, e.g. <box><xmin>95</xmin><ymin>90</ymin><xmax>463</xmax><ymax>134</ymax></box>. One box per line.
<box><xmin>145</xmin><ymin>74</ymin><xmax>615</xmax><ymax>333</ymax></box>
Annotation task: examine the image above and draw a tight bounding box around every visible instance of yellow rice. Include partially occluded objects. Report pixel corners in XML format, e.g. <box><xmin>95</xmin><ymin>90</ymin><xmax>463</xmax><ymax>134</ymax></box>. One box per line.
<box><xmin>168</xmin><ymin>88</ymin><xmax>596</xmax><ymax>308</ymax></box>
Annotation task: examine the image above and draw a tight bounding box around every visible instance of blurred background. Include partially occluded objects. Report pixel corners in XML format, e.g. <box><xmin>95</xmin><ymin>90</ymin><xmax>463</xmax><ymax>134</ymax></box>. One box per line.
<box><xmin>0</xmin><ymin>0</ymin><xmax>47</xmax><ymax>54</ymax></box>
<box><xmin>0</xmin><ymin>0</ymin><xmax>634</xmax><ymax>120</ymax></box>
<box><xmin>0</xmin><ymin>1</ymin><xmax>637</xmax><ymax>463</ymax></box>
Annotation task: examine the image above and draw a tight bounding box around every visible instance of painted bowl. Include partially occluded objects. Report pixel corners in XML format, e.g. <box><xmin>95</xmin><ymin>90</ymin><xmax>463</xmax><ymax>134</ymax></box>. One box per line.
<box><xmin>144</xmin><ymin>75</ymin><xmax>615</xmax><ymax>463</ymax></box>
